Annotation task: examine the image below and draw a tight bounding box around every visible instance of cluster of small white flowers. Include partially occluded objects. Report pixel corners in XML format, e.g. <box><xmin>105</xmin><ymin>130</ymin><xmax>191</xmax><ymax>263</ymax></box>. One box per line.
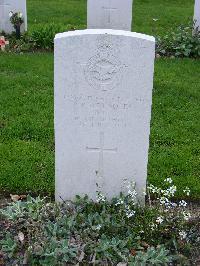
<box><xmin>159</xmin><ymin>196</ymin><xmax>169</xmax><ymax>206</ymax></box>
<box><xmin>164</xmin><ymin>178</ymin><xmax>173</xmax><ymax>184</ymax></box>
<box><xmin>128</xmin><ymin>188</ymin><xmax>137</xmax><ymax>204</ymax></box>
<box><xmin>115</xmin><ymin>198</ymin><xmax>124</xmax><ymax>206</ymax></box>
<box><xmin>183</xmin><ymin>211</ymin><xmax>191</xmax><ymax>221</ymax></box>
<box><xmin>147</xmin><ymin>184</ymin><xmax>161</xmax><ymax>194</ymax></box>
<box><xmin>179</xmin><ymin>200</ymin><xmax>187</xmax><ymax>208</ymax></box>
<box><xmin>179</xmin><ymin>230</ymin><xmax>187</xmax><ymax>240</ymax></box>
<box><xmin>159</xmin><ymin>196</ymin><xmax>177</xmax><ymax>209</ymax></box>
<box><xmin>183</xmin><ymin>187</ymin><xmax>190</xmax><ymax>196</ymax></box>
<box><xmin>128</xmin><ymin>189</ymin><xmax>137</xmax><ymax>199</ymax></box>
<box><xmin>96</xmin><ymin>192</ymin><xmax>106</xmax><ymax>203</ymax></box>
<box><xmin>150</xmin><ymin>223</ymin><xmax>158</xmax><ymax>231</ymax></box>
<box><xmin>123</xmin><ymin>181</ymin><xmax>138</xmax><ymax>205</ymax></box>
<box><xmin>9</xmin><ymin>11</ymin><xmax>23</xmax><ymax>18</ymax></box>
<box><xmin>156</xmin><ymin>216</ymin><xmax>164</xmax><ymax>224</ymax></box>
<box><xmin>166</xmin><ymin>185</ymin><xmax>177</xmax><ymax>197</ymax></box>
<box><xmin>125</xmin><ymin>205</ymin><xmax>136</xmax><ymax>218</ymax></box>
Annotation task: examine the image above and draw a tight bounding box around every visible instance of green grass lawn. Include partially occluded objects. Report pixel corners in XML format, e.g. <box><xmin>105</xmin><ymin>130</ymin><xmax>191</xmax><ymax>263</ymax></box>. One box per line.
<box><xmin>27</xmin><ymin>0</ymin><xmax>194</xmax><ymax>36</ymax></box>
<box><xmin>0</xmin><ymin>54</ymin><xmax>199</xmax><ymax>199</ymax></box>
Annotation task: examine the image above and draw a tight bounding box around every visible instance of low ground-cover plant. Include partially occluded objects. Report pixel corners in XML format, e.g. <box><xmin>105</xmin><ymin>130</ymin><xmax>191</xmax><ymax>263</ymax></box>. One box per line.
<box><xmin>1</xmin><ymin>23</ymin><xmax>81</xmax><ymax>52</ymax></box>
<box><xmin>0</xmin><ymin>180</ymin><xmax>199</xmax><ymax>265</ymax></box>
<box><xmin>157</xmin><ymin>22</ymin><xmax>200</xmax><ymax>58</ymax></box>
<box><xmin>30</xmin><ymin>23</ymin><xmax>71</xmax><ymax>49</ymax></box>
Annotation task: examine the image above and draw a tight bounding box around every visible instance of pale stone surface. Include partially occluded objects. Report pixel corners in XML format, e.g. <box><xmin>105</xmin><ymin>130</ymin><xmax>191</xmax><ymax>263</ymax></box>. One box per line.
<box><xmin>194</xmin><ymin>0</ymin><xmax>200</xmax><ymax>30</ymax></box>
<box><xmin>87</xmin><ymin>0</ymin><xmax>133</xmax><ymax>31</ymax></box>
<box><xmin>54</xmin><ymin>29</ymin><xmax>155</xmax><ymax>202</ymax></box>
<box><xmin>0</xmin><ymin>0</ymin><xmax>27</xmax><ymax>33</ymax></box>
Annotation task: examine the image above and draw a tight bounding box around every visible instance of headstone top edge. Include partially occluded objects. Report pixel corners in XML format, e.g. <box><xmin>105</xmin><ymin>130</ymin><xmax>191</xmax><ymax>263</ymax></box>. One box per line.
<box><xmin>54</xmin><ymin>29</ymin><xmax>155</xmax><ymax>43</ymax></box>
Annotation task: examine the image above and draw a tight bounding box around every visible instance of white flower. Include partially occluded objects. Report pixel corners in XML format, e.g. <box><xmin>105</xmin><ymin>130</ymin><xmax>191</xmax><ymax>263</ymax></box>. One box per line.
<box><xmin>183</xmin><ymin>211</ymin><xmax>191</xmax><ymax>221</ymax></box>
<box><xmin>169</xmin><ymin>185</ymin><xmax>177</xmax><ymax>196</ymax></box>
<box><xmin>171</xmin><ymin>202</ymin><xmax>177</xmax><ymax>208</ymax></box>
<box><xmin>96</xmin><ymin>192</ymin><xmax>106</xmax><ymax>203</ymax></box>
<box><xmin>128</xmin><ymin>189</ymin><xmax>137</xmax><ymax>204</ymax></box>
<box><xmin>142</xmin><ymin>190</ymin><xmax>147</xmax><ymax>196</ymax></box>
<box><xmin>148</xmin><ymin>184</ymin><xmax>160</xmax><ymax>194</ymax></box>
<box><xmin>179</xmin><ymin>200</ymin><xmax>187</xmax><ymax>207</ymax></box>
<box><xmin>125</xmin><ymin>205</ymin><xmax>135</xmax><ymax>218</ymax></box>
<box><xmin>115</xmin><ymin>198</ymin><xmax>124</xmax><ymax>206</ymax></box>
<box><xmin>159</xmin><ymin>197</ymin><xmax>169</xmax><ymax>206</ymax></box>
<box><xmin>128</xmin><ymin>189</ymin><xmax>137</xmax><ymax>198</ymax></box>
<box><xmin>95</xmin><ymin>224</ymin><xmax>101</xmax><ymax>230</ymax></box>
<box><xmin>126</xmin><ymin>210</ymin><xmax>135</xmax><ymax>218</ymax></box>
<box><xmin>18</xmin><ymin>12</ymin><xmax>23</xmax><ymax>18</ymax></box>
<box><xmin>156</xmin><ymin>216</ymin><xmax>164</xmax><ymax>224</ymax></box>
<box><xmin>183</xmin><ymin>187</ymin><xmax>190</xmax><ymax>196</ymax></box>
<box><xmin>164</xmin><ymin>178</ymin><xmax>173</xmax><ymax>184</ymax></box>
<box><xmin>162</xmin><ymin>185</ymin><xmax>176</xmax><ymax>197</ymax></box>
<box><xmin>150</xmin><ymin>223</ymin><xmax>157</xmax><ymax>231</ymax></box>
<box><xmin>9</xmin><ymin>11</ymin><xmax>13</xmax><ymax>18</ymax></box>
<box><xmin>179</xmin><ymin>231</ymin><xmax>187</xmax><ymax>240</ymax></box>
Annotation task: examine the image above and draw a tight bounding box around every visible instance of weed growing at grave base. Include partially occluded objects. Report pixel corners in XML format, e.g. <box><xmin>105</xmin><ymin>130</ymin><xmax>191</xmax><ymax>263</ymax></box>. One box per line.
<box><xmin>0</xmin><ymin>181</ymin><xmax>199</xmax><ymax>265</ymax></box>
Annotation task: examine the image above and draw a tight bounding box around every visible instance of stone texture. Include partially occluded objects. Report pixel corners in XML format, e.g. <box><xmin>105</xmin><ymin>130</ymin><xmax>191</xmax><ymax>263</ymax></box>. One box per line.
<box><xmin>194</xmin><ymin>0</ymin><xmax>200</xmax><ymax>30</ymax></box>
<box><xmin>87</xmin><ymin>0</ymin><xmax>133</xmax><ymax>31</ymax></box>
<box><xmin>54</xmin><ymin>29</ymin><xmax>155</xmax><ymax>202</ymax></box>
<box><xmin>0</xmin><ymin>0</ymin><xmax>27</xmax><ymax>33</ymax></box>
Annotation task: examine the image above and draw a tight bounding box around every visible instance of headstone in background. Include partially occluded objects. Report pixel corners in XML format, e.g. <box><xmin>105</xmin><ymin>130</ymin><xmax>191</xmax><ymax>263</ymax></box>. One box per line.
<box><xmin>194</xmin><ymin>0</ymin><xmax>200</xmax><ymax>30</ymax></box>
<box><xmin>54</xmin><ymin>29</ymin><xmax>155</xmax><ymax>202</ymax></box>
<box><xmin>87</xmin><ymin>0</ymin><xmax>133</xmax><ymax>31</ymax></box>
<box><xmin>0</xmin><ymin>0</ymin><xmax>27</xmax><ymax>33</ymax></box>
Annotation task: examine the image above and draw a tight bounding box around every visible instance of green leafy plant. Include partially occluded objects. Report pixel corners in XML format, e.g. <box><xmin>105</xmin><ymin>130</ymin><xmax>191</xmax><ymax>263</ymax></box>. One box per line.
<box><xmin>129</xmin><ymin>246</ymin><xmax>173</xmax><ymax>265</ymax></box>
<box><xmin>0</xmin><ymin>181</ymin><xmax>198</xmax><ymax>265</ymax></box>
<box><xmin>0</xmin><ymin>233</ymin><xmax>17</xmax><ymax>259</ymax></box>
<box><xmin>157</xmin><ymin>21</ymin><xmax>200</xmax><ymax>58</ymax></box>
<box><xmin>30</xmin><ymin>23</ymin><xmax>74</xmax><ymax>49</ymax></box>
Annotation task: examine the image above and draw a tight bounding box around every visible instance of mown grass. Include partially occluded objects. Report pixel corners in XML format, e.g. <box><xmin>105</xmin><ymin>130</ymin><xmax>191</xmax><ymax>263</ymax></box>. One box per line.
<box><xmin>27</xmin><ymin>0</ymin><xmax>194</xmax><ymax>36</ymax></box>
<box><xmin>0</xmin><ymin>54</ymin><xmax>199</xmax><ymax>199</ymax></box>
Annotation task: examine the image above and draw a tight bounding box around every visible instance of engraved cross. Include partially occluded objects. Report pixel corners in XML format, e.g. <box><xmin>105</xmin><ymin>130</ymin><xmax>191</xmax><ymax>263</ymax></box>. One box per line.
<box><xmin>86</xmin><ymin>132</ymin><xmax>117</xmax><ymax>178</ymax></box>
<box><xmin>102</xmin><ymin>2</ymin><xmax>117</xmax><ymax>24</ymax></box>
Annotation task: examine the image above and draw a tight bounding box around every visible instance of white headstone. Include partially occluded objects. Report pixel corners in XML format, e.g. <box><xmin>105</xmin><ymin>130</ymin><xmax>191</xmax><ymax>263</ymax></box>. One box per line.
<box><xmin>194</xmin><ymin>0</ymin><xmax>200</xmax><ymax>30</ymax></box>
<box><xmin>54</xmin><ymin>29</ymin><xmax>155</xmax><ymax>202</ymax></box>
<box><xmin>0</xmin><ymin>0</ymin><xmax>27</xmax><ymax>33</ymax></box>
<box><xmin>87</xmin><ymin>0</ymin><xmax>133</xmax><ymax>31</ymax></box>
